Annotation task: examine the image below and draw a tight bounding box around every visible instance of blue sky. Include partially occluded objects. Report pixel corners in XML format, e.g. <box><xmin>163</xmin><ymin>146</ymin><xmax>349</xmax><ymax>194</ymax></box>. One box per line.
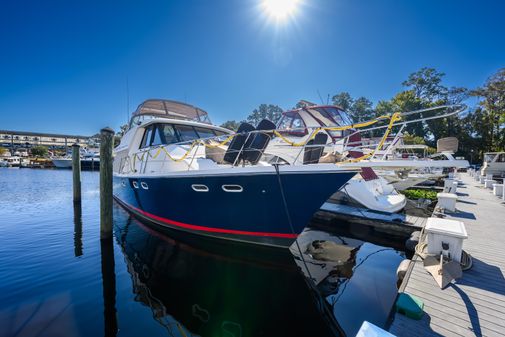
<box><xmin>0</xmin><ymin>0</ymin><xmax>503</xmax><ymax>135</ymax></box>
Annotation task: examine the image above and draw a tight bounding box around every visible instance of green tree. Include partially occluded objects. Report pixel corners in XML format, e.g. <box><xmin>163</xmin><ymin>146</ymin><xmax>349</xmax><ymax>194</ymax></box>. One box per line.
<box><xmin>220</xmin><ymin>120</ymin><xmax>241</xmax><ymax>131</ymax></box>
<box><xmin>402</xmin><ymin>67</ymin><xmax>448</xmax><ymax>101</ymax></box>
<box><xmin>471</xmin><ymin>68</ymin><xmax>505</xmax><ymax>152</ymax></box>
<box><xmin>331</xmin><ymin>92</ymin><xmax>353</xmax><ymax>111</ymax></box>
<box><xmin>31</xmin><ymin>146</ymin><xmax>48</xmax><ymax>157</ymax></box>
<box><xmin>246</xmin><ymin>104</ymin><xmax>283</xmax><ymax>126</ymax></box>
<box><xmin>350</xmin><ymin>97</ymin><xmax>374</xmax><ymax>122</ymax></box>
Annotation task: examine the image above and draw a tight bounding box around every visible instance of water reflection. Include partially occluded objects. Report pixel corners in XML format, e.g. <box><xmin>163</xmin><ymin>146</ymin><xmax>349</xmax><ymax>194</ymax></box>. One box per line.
<box><xmin>114</xmin><ymin>218</ymin><xmax>342</xmax><ymax>337</ymax></box>
<box><xmin>293</xmin><ymin>229</ymin><xmax>404</xmax><ymax>336</ymax></box>
<box><xmin>101</xmin><ymin>238</ymin><xmax>118</xmax><ymax>337</ymax></box>
<box><xmin>73</xmin><ymin>202</ymin><xmax>83</xmax><ymax>257</ymax></box>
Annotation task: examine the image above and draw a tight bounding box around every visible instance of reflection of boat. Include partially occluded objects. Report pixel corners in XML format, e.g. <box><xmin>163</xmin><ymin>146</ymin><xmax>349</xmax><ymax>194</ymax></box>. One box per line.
<box><xmin>113</xmin><ymin>99</ymin><xmax>357</xmax><ymax>248</ymax></box>
<box><xmin>480</xmin><ymin>152</ymin><xmax>505</xmax><ymax>177</ymax></box>
<box><xmin>115</xmin><ymin>216</ymin><xmax>342</xmax><ymax>337</ymax></box>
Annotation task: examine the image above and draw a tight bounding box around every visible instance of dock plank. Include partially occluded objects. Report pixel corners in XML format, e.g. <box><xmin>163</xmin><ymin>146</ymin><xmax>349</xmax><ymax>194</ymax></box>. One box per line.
<box><xmin>389</xmin><ymin>173</ymin><xmax>505</xmax><ymax>337</ymax></box>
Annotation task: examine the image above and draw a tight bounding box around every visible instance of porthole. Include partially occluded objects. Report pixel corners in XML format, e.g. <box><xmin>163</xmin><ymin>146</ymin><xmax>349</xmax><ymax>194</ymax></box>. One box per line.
<box><xmin>222</xmin><ymin>185</ymin><xmax>243</xmax><ymax>192</ymax></box>
<box><xmin>140</xmin><ymin>182</ymin><xmax>149</xmax><ymax>190</ymax></box>
<box><xmin>192</xmin><ymin>184</ymin><xmax>209</xmax><ymax>192</ymax></box>
<box><xmin>132</xmin><ymin>181</ymin><xmax>139</xmax><ymax>189</ymax></box>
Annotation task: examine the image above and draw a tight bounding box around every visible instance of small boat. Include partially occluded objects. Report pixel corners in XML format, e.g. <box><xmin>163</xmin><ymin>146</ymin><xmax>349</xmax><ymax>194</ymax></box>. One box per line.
<box><xmin>113</xmin><ymin>99</ymin><xmax>357</xmax><ymax>248</ymax></box>
<box><xmin>52</xmin><ymin>151</ymin><xmax>100</xmax><ymax>170</ymax></box>
<box><xmin>81</xmin><ymin>152</ymin><xmax>100</xmax><ymax>170</ymax></box>
<box><xmin>0</xmin><ymin>156</ymin><xmax>21</xmax><ymax>168</ymax></box>
<box><xmin>52</xmin><ymin>156</ymin><xmax>73</xmax><ymax>169</ymax></box>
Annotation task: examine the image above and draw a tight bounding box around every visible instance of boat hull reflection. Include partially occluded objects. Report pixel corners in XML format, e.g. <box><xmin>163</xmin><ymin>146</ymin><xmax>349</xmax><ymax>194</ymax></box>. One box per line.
<box><xmin>115</xmin><ymin>217</ymin><xmax>343</xmax><ymax>337</ymax></box>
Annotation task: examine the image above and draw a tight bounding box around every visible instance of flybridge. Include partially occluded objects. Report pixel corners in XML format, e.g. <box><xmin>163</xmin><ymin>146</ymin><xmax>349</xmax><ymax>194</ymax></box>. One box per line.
<box><xmin>129</xmin><ymin>99</ymin><xmax>212</xmax><ymax>129</ymax></box>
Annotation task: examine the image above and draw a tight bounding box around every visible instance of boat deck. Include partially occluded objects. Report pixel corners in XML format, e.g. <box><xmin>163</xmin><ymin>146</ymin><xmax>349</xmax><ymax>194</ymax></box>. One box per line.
<box><xmin>389</xmin><ymin>173</ymin><xmax>505</xmax><ymax>337</ymax></box>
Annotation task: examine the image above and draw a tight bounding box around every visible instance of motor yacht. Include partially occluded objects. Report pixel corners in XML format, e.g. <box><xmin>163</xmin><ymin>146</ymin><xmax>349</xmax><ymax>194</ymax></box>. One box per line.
<box><xmin>113</xmin><ymin>99</ymin><xmax>357</xmax><ymax>248</ymax></box>
<box><xmin>265</xmin><ymin>103</ymin><xmax>407</xmax><ymax>213</ymax></box>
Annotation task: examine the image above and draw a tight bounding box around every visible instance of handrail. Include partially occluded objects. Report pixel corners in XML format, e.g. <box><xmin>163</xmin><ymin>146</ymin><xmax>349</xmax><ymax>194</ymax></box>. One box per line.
<box><xmin>117</xmin><ymin>104</ymin><xmax>466</xmax><ymax>173</ymax></box>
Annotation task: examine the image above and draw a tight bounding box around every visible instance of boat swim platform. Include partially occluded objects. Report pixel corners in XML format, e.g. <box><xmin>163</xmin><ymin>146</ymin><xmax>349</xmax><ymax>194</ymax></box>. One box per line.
<box><xmin>389</xmin><ymin>173</ymin><xmax>505</xmax><ymax>337</ymax></box>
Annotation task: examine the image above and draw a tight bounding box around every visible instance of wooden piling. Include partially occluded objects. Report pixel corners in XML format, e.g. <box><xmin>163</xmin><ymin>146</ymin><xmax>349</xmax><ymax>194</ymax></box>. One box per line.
<box><xmin>100</xmin><ymin>127</ymin><xmax>114</xmax><ymax>239</ymax></box>
<box><xmin>72</xmin><ymin>144</ymin><xmax>81</xmax><ymax>203</ymax></box>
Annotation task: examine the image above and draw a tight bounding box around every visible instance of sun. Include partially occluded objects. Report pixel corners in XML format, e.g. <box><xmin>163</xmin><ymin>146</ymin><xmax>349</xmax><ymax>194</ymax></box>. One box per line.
<box><xmin>262</xmin><ymin>0</ymin><xmax>300</xmax><ymax>21</ymax></box>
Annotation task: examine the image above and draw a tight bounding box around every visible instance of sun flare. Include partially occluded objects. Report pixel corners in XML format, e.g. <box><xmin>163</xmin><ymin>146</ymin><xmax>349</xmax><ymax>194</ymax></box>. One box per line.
<box><xmin>262</xmin><ymin>0</ymin><xmax>300</xmax><ymax>21</ymax></box>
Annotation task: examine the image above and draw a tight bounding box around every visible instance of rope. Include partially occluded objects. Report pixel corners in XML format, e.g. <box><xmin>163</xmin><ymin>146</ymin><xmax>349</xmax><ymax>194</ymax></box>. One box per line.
<box><xmin>123</xmin><ymin>112</ymin><xmax>402</xmax><ymax>169</ymax></box>
<box><xmin>340</xmin><ymin>112</ymin><xmax>402</xmax><ymax>163</ymax></box>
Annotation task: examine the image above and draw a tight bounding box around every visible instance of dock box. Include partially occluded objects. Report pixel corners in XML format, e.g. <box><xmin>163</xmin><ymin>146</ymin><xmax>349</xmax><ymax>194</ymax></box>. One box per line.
<box><xmin>437</xmin><ymin>192</ymin><xmax>458</xmax><ymax>212</ymax></box>
<box><xmin>425</xmin><ymin>217</ymin><xmax>467</xmax><ymax>263</ymax></box>
<box><xmin>484</xmin><ymin>179</ymin><xmax>496</xmax><ymax>189</ymax></box>
<box><xmin>493</xmin><ymin>184</ymin><xmax>503</xmax><ymax>197</ymax></box>
<box><xmin>444</xmin><ymin>179</ymin><xmax>458</xmax><ymax>193</ymax></box>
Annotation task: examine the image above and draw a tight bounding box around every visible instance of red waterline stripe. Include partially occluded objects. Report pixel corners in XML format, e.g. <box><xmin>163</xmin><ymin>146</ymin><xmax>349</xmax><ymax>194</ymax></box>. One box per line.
<box><xmin>122</xmin><ymin>201</ymin><xmax>298</xmax><ymax>239</ymax></box>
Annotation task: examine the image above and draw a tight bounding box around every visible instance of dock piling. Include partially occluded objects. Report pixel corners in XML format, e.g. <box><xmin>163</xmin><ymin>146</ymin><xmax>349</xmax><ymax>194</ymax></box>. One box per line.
<box><xmin>100</xmin><ymin>127</ymin><xmax>114</xmax><ymax>239</ymax></box>
<box><xmin>72</xmin><ymin>144</ymin><xmax>81</xmax><ymax>203</ymax></box>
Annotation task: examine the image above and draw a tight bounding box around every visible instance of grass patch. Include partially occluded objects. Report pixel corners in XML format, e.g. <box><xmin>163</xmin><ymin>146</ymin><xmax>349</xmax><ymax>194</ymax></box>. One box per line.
<box><xmin>401</xmin><ymin>188</ymin><xmax>438</xmax><ymax>201</ymax></box>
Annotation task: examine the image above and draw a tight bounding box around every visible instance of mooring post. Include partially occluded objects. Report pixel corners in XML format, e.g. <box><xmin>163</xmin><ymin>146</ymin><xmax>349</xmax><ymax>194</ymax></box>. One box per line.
<box><xmin>72</xmin><ymin>143</ymin><xmax>81</xmax><ymax>203</ymax></box>
<box><xmin>100</xmin><ymin>127</ymin><xmax>114</xmax><ymax>239</ymax></box>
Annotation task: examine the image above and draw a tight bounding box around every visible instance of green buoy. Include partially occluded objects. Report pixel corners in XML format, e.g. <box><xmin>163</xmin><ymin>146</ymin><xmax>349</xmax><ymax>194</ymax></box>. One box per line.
<box><xmin>395</xmin><ymin>293</ymin><xmax>424</xmax><ymax>320</ymax></box>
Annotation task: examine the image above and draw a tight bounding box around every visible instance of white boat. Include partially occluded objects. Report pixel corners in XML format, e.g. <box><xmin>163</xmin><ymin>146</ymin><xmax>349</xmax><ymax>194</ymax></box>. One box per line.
<box><xmin>265</xmin><ymin>103</ymin><xmax>407</xmax><ymax>213</ymax></box>
<box><xmin>113</xmin><ymin>99</ymin><xmax>358</xmax><ymax>248</ymax></box>
<box><xmin>52</xmin><ymin>151</ymin><xmax>100</xmax><ymax>170</ymax></box>
<box><xmin>0</xmin><ymin>156</ymin><xmax>21</xmax><ymax>168</ymax></box>
<box><xmin>52</xmin><ymin>156</ymin><xmax>73</xmax><ymax>168</ymax></box>
<box><xmin>480</xmin><ymin>152</ymin><xmax>505</xmax><ymax>177</ymax></box>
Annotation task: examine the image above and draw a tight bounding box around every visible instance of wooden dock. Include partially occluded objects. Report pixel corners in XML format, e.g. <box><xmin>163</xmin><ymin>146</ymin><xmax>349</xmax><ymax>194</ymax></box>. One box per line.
<box><xmin>389</xmin><ymin>173</ymin><xmax>505</xmax><ymax>337</ymax></box>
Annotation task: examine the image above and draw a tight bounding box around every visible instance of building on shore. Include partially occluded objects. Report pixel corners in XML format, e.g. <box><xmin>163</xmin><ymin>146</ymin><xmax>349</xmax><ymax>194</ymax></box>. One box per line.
<box><xmin>0</xmin><ymin>130</ymin><xmax>99</xmax><ymax>151</ymax></box>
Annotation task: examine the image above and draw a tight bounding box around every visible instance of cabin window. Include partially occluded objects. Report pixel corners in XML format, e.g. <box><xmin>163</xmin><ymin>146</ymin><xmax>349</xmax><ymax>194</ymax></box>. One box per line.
<box><xmin>174</xmin><ymin>125</ymin><xmax>199</xmax><ymax>142</ymax></box>
<box><xmin>194</xmin><ymin>127</ymin><xmax>216</xmax><ymax>140</ymax></box>
<box><xmin>140</xmin><ymin>126</ymin><xmax>154</xmax><ymax>148</ymax></box>
<box><xmin>151</xmin><ymin>125</ymin><xmax>164</xmax><ymax>146</ymax></box>
<box><xmin>158</xmin><ymin>124</ymin><xmax>179</xmax><ymax>145</ymax></box>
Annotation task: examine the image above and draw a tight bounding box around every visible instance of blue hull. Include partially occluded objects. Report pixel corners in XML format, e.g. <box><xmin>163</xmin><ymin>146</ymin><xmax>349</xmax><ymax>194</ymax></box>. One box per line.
<box><xmin>113</xmin><ymin>169</ymin><xmax>355</xmax><ymax>248</ymax></box>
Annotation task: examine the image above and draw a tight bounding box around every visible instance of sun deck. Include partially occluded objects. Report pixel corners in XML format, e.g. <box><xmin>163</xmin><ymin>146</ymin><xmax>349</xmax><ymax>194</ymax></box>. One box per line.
<box><xmin>389</xmin><ymin>173</ymin><xmax>505</xmax><ymax>337</ymax></box>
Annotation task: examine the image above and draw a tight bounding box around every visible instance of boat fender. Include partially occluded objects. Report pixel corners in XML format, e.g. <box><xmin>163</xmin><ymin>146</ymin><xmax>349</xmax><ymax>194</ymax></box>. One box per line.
<box><xmin>405</xmin><ymin>231</ymin><xmax>421</xmax><ymax>252</ymax></box>
<box><xmin>396</xmin><ymin>259</ymin><xmax>411</xmax><ymax>285</ymax></box>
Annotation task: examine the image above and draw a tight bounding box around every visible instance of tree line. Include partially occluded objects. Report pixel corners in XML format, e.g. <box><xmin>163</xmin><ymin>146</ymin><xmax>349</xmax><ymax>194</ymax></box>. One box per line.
<box><xmin>220</xmin><ymin>67</ymin><xmax>505</xmax><ymax>164</ymax></box>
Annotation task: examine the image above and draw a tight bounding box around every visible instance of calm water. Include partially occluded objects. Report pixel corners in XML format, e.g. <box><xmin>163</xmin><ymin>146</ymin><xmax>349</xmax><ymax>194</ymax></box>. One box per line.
<box><xmin>0</xmin><ymin>168</ymin><xmax>404</xmax><ymax>337</ymax></box>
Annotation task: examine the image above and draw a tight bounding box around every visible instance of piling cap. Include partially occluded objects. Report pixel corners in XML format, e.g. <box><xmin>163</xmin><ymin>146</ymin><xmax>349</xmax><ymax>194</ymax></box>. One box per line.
<box><xmin>72</xmin><ymin>143</ymin><xmax>80</xmax><ymax>147</ymax></box>
<box><xmin>100</xmin><ymin>127</ymin><xmax>115</xmax><ymax>134</ymax></box>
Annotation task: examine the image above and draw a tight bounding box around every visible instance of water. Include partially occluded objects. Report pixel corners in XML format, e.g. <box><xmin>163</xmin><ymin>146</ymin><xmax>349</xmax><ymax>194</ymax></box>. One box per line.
<box><xmin>0</xmin><ymin>168</ymin><xmax>404</xmax><ymax>337</ymax></box>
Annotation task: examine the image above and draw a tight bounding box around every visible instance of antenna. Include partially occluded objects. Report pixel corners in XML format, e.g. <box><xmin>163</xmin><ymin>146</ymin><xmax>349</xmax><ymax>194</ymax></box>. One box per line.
<box><xmin>126</xmin><ymin>76</ymin><xmax>130</xmax><ymax>124</ymax></box>
<box><xmin>326</xmin><ymin>94</ymin><xmax>330</xmax><ymax>105</ymax></box>
<box><xmin>317</xmin><ymin>90</ymin><xmax>324</xmax><ymax>105</ymax></box>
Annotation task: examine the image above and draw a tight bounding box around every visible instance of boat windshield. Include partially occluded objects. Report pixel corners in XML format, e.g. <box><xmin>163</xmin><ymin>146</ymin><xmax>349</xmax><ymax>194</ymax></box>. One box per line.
<box><xmin>276</xmin><ymin>111</ymin><xmax>308</xmax><ymax>136</ymax></box>
<box><xmin>484</xmin><ymin>153</ymin><xmax>497</xmax><ymax>163</ymax></box>
<box><xmin>308</xmin><ymin>107</ymin><xmax>353</xmax><ymax>127</ymax></box>
<box><xmin>305</xmin><ymin>106</ymin><xmax>353</xmax><ymax>138</ymax></box>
